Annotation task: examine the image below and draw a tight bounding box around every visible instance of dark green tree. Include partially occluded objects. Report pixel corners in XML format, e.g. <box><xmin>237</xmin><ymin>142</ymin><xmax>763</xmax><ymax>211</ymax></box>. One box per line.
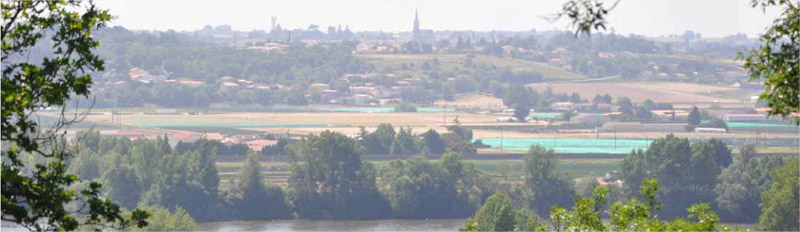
<box><xmin>390</xmin><ymin>127</ymin><xmax>421</xmax><ymax>154</ymax></box>
<box><xmin>523</xmin><ymin>145</ymin><xmax>575</xmax><ymax>215</ymax></box>
<box><xmin>228</xmin><ymin>151</ymin><xmax>291</xmax><ymax>220</ymax></box>
<box><xmin>513</xmin><ymin>104</ymin><xmax>530</xmax><ymax>122</ymax></box>
<box><xmin>688</xmin><ymin>106</ymin><xmax>701</xmax><ymax>126</ymax></box>
<box><xmin>470</xmin><ymin>192</ymin><xmax>516</xmax><ymax>231</ymax></box>
<box><xmin>421</xmin><ymin>129</ymin><xmax>446</xmax><ymax>154</ymax></box>
<box><xmin>382</xmin><ymin>153</ymin><xmax>489</xmax><ymax>219</ymax></box>
<box><xmin>616</xmin><ymin>97</ymin><xmax>634</xmax><ymax>116</ymax></box>
<box><xmin>715</xmin><ymin>150</ymin><xmax>784</xmax><ymax>222</ymax></box>
<box><xmin>757</xmin><ymin>157</ymin><xmax>799</xmax><ymax>231</ymax></box>
<box><xmin>375</xmin><ymin>123</ymin><xmax>396</xmax><ymax>153</ymax></box>
<box><xmin>569</xmin><ymin>92</ymin><xmax>582</xmax><ymax>103</ymax></box>
<box><xmin>621</xmin><ymin>135</ymin><xmax>733</xmax><ymax>218</ymax></box>
<box><xmin>1</xmin><ymin>1</ymin><xmax>147</xmax><ymax>230</ymax></box>
<box><xmin>289</xmin><ymin>131</ymin><xmax>390</xmax><ymax>219</ymax></box>
<box><xmin>101</xmin><ymin>153</ymin><xmax>141</xmax><ymax>209</ymax></box>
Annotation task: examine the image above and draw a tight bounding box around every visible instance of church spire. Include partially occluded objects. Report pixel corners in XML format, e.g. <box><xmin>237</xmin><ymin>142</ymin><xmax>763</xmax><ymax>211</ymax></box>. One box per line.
<box><xmin>413</xmin><ymin>9</ymin><xmax>420</xmax><ymax>33</ymax></box>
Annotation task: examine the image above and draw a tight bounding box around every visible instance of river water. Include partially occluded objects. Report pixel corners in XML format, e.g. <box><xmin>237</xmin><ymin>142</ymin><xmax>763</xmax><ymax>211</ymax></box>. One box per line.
<box><xmin>196</xmin><ymin>219</ymin><xmax>466</xmax><ymax>231</ymax></box>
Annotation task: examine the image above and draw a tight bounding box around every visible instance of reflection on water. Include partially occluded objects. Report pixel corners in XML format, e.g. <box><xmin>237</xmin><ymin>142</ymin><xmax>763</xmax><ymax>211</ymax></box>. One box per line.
<box><xmin>197</xmin><ymin>219</ymin><xmax>466</xmax><ymax>231</ymax></box>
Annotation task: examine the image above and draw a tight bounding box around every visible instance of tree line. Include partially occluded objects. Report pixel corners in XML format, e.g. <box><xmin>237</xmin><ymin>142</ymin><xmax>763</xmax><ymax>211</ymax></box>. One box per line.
<box><xmin>357</xmin><ymin>122</ymin><xmax>481</xmax><ymax>155</ymax></box>
<box><xmin>67</xmin><ymin>128</ymin><xmax>797</xmax><ymax>230</ymax></box>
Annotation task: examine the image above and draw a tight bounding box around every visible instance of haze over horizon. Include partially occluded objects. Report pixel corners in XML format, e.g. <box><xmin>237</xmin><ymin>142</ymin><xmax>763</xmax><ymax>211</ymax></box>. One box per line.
<box><xmin>99</xmin><ymin>0</ymin><xmax>780</xmax><ymax>38</ymax></box>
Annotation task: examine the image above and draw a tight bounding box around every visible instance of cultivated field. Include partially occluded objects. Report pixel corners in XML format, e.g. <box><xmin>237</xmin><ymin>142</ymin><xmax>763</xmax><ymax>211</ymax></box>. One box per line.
<box><xmin>433</xmin><ymin>93</ymin><xmax>505</xmax><ymax>110</ymax></box>
<box><xmin>358</xmin><ymin>54</ymin><xmax>585</xmax><ymax>80</ymax></box>
<box><xmin>83</xmin><ymin>112</ymin><xmax>497</xmax><ymax>128</ymax></box>
<box><xmin>528</xmin><ymin>82</ymin><xmax>757</xmax><ymax>103</ymax></box>
<box><xmin>77</xmin><ymin>109</ymin><xmax>800</xmax><ymax>141</ymax></box>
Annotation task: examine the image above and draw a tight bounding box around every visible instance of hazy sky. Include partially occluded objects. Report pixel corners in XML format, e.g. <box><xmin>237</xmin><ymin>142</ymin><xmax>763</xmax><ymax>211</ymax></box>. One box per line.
<box><xmin>98</xmin><ymin>0</ymin><xmax>781</xmax><ymax>37</ymax></box>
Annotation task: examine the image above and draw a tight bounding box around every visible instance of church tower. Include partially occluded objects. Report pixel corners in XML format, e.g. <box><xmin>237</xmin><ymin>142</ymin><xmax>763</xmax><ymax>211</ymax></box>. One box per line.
<box><xmin>413</xmin><ymin>9</ymin><xmax>420</xmax><ymax>34</ymax></box>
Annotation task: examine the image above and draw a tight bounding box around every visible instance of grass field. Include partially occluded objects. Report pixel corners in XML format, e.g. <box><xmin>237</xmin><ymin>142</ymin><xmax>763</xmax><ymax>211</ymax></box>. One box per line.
<box><xmin>471</xmin><ymin>159</ymin><xmax>621</xmax><ymax>179</ymax></box>
<box><xmin>216</xmin><ymin>158</ymin><xmax>621</xmax><ymax>189</ymax></box>
<box><xmin>528</xmin><ymin>82</ymin><xmax>753</xmax><ymax>103</ymax></box>
<box><xmin>358</xmin><ymin>54</ymin><xmax>585</xmax><ymax>80</ymax></box>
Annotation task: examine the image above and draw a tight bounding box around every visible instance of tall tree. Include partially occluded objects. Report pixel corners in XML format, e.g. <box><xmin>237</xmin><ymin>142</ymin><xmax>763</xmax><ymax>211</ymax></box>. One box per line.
<box><xmin>228</xmin><ymin>151</ymin><xmax>291</xmax><ymax>220</ymax></box>
<box><xmin>470</xmin><ymin>192</ymin><xmax>516</xmax><ymax>231</ymax></box>
<box><xmin>390</xmin><ymin>127</ymin><xmax>420</xmax><ymax>154</ymax></box>
<box><xmin>101</xmin><ymin>153</ymin><xmax>141</xmax><ymax>210</ymax></box>
<box><xmin>715</xmin><ymin>150</ymin><xmax>784</xmax><ymax>222</ymax></box>
<box><xmin>688</xmin><ymin>106</ymin><xmax>701</xmax><ymax>126</ymax></box>
<box><xmin>421</xmin><ymin>129</ymin><xmax>446</xmax><ymax>154</ymax></box>
<box><xmin>381</xmin><ymin>153</ymin><xmax>488</xmax><ymax>219</ymax></box>
<box><xmin>1</xmin><ymin>1</ymin><xmax>146</xmax><ymax>230</ymax></box>
<box><xmin>524</xmin><ymin>145</ymin><xmax>575</xmax><ymax>215</ymax></box>
<box><xmin>514</xmin><ymin>104</ymin><xmax>530</xmax><ymax>122</ymax></box>
<box><xmin>289</xmin><ymin>131</ymin><xmax>389</xmax><ymax>219</ymax></box>
<box><xmin>620</xmin><ymin>134</ymin><xmax>730</xmax><ymax>218</ymax></box>
<box><xmin>757</xmin><ymin>157</ymin><xmax>799</xmax><ymax>231</ymax></box>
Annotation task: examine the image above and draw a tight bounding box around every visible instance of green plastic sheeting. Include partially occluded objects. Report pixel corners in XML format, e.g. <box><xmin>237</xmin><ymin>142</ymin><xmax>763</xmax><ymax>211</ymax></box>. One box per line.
<box><xmin>477</xmin><ymin>138</ymin><xmax>652</xmax><ymax>154</ymax></box>
<box><xmin>528</xmin><ymin>113</ymin><xmax>561</xmax><ymax>119</ymax></box>
<box><xmin>726</xmin><ymin>122</ymin><xmax>793</xmax><ymax>128</ymax></box>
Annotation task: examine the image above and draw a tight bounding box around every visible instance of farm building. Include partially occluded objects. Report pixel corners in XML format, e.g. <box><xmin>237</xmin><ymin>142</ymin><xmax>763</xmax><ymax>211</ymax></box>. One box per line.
<box><xmin>495</xmin><ymin>117</ymin><xmax>517</xmax><ymax>122</ymax></box>
<box><xmin>601</xmin><ymin>122</ymin><xmax>687</xmax><ymax>132</ymax></box>
<box><xmin>694</xmin><ymin>127</ymin><xmax>727</xmax><ymax>133</ymax></box>
<box><xmin>651</xmin><ymin>110</ymin><xmax>689</xmax><ymax>121</ymax></box>
<box><xmin>551</xmin><ymin>102</ymin><xmax>575</xmax><ymax>111</ymax></box>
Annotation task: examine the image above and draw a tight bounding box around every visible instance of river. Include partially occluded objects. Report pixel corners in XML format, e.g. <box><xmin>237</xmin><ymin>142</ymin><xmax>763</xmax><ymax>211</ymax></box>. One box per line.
<box><xmin>196</xmin><ymin>219</ymin><xmax>466</xmax><ymax>231</ymax></box>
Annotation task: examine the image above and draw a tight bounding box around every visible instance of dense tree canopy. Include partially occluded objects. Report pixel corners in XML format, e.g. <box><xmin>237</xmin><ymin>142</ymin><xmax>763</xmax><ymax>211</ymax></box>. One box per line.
<box><xmin>523</xmin><ymin>145</ymin><xmax>576</xmax><ymax>215</ymax></box>
<box><xmin>757</xmin><ymin>157</ymin><xmax>799</xmax><ymax>231</ymax></box>
<box><xmin>715</xmin><ymin>145</ymin><xmax>785</xmax><ymax>222</ymax></box>
<box><xmin>620</xmin><ymin>135</ymin><xmax>734</xmax><ymax>218</ymax></box>
<box><xmin>288</xmin><ymin>131</ymin><xmax>390</xmax><ymax>219</ymax></box>
<box><xmin>463</xmin><ymin>179</ymin><xmax>733</xmax><ymax>231</ymax></box>
<box><xmin>381</xmin><ymin>153</ymin><xmax>493</xmax><ymax>219</ymax></box>
<box><xmin>226</xmin><ymin>151</ymin><xmax>291</xmax><ymax>220</ymax></box>
<box><xmin>45</xmin><ymin>128</ymin><xmax>800</xmax><ymax>228</ymax></box>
